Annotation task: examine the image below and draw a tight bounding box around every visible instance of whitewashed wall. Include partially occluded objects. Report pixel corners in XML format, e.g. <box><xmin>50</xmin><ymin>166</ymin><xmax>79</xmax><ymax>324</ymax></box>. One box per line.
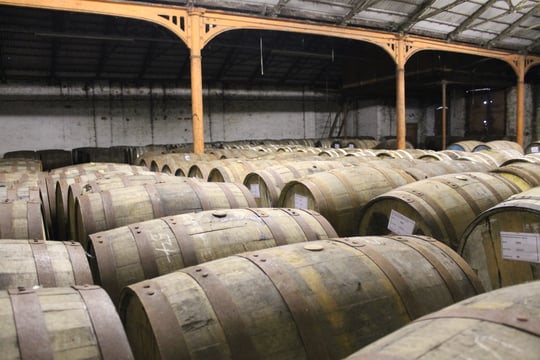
<box><xmin>0</xmin><ymin>81</ymin><xmax>334</xmax><ymax>156</ymax></box>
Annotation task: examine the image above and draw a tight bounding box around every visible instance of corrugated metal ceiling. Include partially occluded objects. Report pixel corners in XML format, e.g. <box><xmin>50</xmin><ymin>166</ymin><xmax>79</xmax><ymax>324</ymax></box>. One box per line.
<box><xmin>154</xmin><ymin>0</ymin><xmax>540</xmax><ymax>53</ymax></box>
<box><xmin>0</xmin><ymin>0</ymin><xmax>539</xmax><ymax>95</ymax></box>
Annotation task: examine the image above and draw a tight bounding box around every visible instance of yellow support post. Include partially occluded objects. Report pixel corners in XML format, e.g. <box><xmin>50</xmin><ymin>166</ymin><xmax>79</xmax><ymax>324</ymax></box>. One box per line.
<box><xmin>188</xmin><ymin>9</ymin><xmax>205</xmax><ymax>154</ymax></box>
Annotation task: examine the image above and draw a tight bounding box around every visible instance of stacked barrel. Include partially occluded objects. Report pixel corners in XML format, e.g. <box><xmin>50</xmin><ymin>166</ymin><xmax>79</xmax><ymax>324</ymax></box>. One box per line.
<box><xmin>1</xmin><ymin>137</ymin><xmax>539</xmax><ymax>359</ymax></box>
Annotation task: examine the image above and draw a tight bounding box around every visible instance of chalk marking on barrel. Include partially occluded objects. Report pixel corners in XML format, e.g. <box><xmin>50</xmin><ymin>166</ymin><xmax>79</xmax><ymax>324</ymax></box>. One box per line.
<box><xmin>152</xmin><ymin>233</ymin><xmax>177</xmax><ymax>263</ymax></box>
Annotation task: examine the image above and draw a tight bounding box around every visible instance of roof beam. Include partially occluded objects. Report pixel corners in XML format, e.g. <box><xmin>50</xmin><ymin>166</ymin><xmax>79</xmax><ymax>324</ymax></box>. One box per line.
<box><xmin>269</xmin><ymin>0</ymin><xmax>290</xmax><ymax>17</ymax></box>
<box><xmin>397</xmin><ymin>0</ymin><xmax>438</xmax><ymax>33</ymax></box>
<box><xmin>487</xmin><ymin>3</ymin><xmax>540</xmax><ymax>48</ymax></box>
<box><xmin>340</xmin><ymin>0</ymin><xmax>380</xmax><ymax>26</ymax></box>
<box><xmin>527</xmin><ymin>37</ymin><xmax>540</xmax><ymax>54</ymax></box>
<box><xmin>411</xmin><ymin>0</ymin><xmax>469</xmax><ymax>23</ymax></box>
<box><xmin>448</xmin><ymin>0</ymin><xmax>498</xmax><ymax>40</ymax></box>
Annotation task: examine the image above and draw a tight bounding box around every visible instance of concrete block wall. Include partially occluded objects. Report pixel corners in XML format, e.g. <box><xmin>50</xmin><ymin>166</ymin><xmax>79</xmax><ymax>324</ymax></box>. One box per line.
<box><xmin>1</xmin><ymin>80</ymin><xmax>537</xmax><ymax>156</ymax></box>
<box><xmin>0</xmin><ymin>81</ymin><xmax>334</xmax><ymax>157</ymax></box>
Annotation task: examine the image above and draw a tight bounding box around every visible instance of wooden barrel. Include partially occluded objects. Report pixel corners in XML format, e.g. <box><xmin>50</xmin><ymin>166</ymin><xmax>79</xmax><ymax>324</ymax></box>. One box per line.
<box><xmin>459</xmin><ymin>187</ymin><xmax>540</xmax><ymax>291</ymax></box>
<box><xmin>375</xmin><ymin>149</ymin><xmax>434</xmax><ymax>159</ymax></box>
<box><xmin>346</xmin><ymin>281</ymin><xmax>540</xmax><ymax>360</ymax></box>
<box><xmin>0</xmin><ymin>158</ymin><xmax>42</xmax><ymax>172</ymax></box>
<box><xmin>500</xmin><ymin>155</ymin><xmax>540</xmax><ymax>166</ymax></box>
<box><xmin>418</xmin><ymin>150</ymin><xmax>462</xmax><ymax>161</ymax></box>
<box><xmin>187</xmin><ymin>160</ymin><xmax>228</xmax><ymax>180</ymax></box>
<box><xmin>75</xmin><ymin>179</ymin><xmax>256</xmax><ymax>248</ymax></box>
<box><xmin>1</xmin><ymin>285</ymin><xmax>133</xmax><ymax>359</ymax></box>
<box><xmin>525</xmin><ymin>140</ymin><xmax>540</xmax><ymax>155</ymax></box>
<box><xmin>462</xmin><ymin>149</ymin><xmax>523</xmax><ymax>168</ymax></box>
<box><xmin>446</xmin><ymin>140</ymin><xmax>484</xmax><ymax>152</ymax></box>
<box><xmin>490</xmin><ymin>162</ymin><xmax>540</xmax><ymax>191</ymax></box>
<box><xmin>403</xmin><ymin>159</ymin><xmax>490</xmax><ymax>180</ymax></box>
<box><xmin>207</xmin><ymin>159</ymin><xmax>287</xmax><ymax>183</ymax></box>
<box><xmin>474</xmin><ymin>140</ymin><xmax>523</xmax><ymax>154</ymax></box>
<box><xmin>43</xmin><ymin>163</ymin><xmax>148</xmax><ymax>238</ymax></box>
<box><xmin>318</xmin><ymin>148</ymin><xmax>350</xmax><ymax>157</ymax></box>
<box><xmin>153</xmin><ymin>153</ymin><xmax>211</xmax><ymax>175</ymax></box>
<box><xmin>57</xmin><ymin>171</ymin><xmax>180</xmax><ymax>241</ymax></box>
<box><xmin>37</xmin><ymin>149</ymin><xmax>73</xmax><ymax>171</ymax></box>
<box><xmin>2</xmin><ymin>150</ymin><xmax>40</xmax><ymax>160</ymax></box>
<box><xmin>0</xmin><ymin>197</ymin><xmax>46</xmax><ymax>240</ymax></box>
<box><xmin>343</xmin><ymin>138</ymin><xmax>378</xmax><ymax>149</ymax></box>
<box><xmin>243</xmin><ymin>161</ymin><xmax>348</xmax><ymax>207</ymax></box>
<box><xmin>0</xmin><ymin>170</ymin><xmax>45</xmax><ymax>188</ymax></box>
<box><xmin>89</xmin><ymin>207</ymin><xmax>337</xmax><ymax>304</ymax></box>
<box><xmin>358</xmin><ymin>172</ymin><xmax>522</xmax><ymax>250</ymax></box>
<box><xmin>373</xmin><ymin>138</ymin><xmax>414</xmax><ymax>149</ymax></box>
<box><xmin>147</xmin><ymin>153</ymin><xmax>219</xmax><ymax>173</ymax></box>
<box><xmin>119</xmin><ymin>235</ymin><xmax>483</xmax><ymax>360</ymax></box>
<box><xmin>0</xmin><ymin>239</ymin><xmax>93</xmax><ymax>290</ymax></box>
<box><xmin>278</xmin><ymin>165</ymin><xmax>415</xmax><ymax>236</ymax></box>
<box><xmin>0</xmin><ymin>184</ymin><xmax>41</xmax><ymax>201</ymax></box>
<box><xmin>206</xmin><ymin>148</ymin><xmax>267</xmax><ymax>159</ymax></box>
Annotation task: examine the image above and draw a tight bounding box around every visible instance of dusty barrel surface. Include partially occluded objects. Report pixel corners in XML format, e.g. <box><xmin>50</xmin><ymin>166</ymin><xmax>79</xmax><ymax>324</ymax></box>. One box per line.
<box><xmin>358</xmin><ymin>172</ymin><xmax>522</xmax><ymax>250</ymax></box>
<box><xmin>278</xmin><ymin>165</ymin><xmax>415</xmax><ymax>236</ymax></box>
<box><xmin>0</xmin><ymin>239</ymin><xmax>92</xmax><ymax>290</ymax></box>
<box><xmin>147</xmin><ymin>153</ymin><xmax>219</xmax><ymax>174</ymax></box>
<box><xmin>1</xmin><ymin>285</ymin><xmax>133</xmax><ymax>359</ymax></box>
<box><xmin>207</xmin><ymin>159</ymin><xmax>287</xmax><ymax>183</ymax></box>
<box><xmin>446</xmin><ymin>140</ymin><xmax>484</xmax><ymax>152</ymax></box>
<box><xmin>119</xmin><ymin>235</ymin><xmax>483</xmax><ymax>360</ymax></box>
<box><xmin>403</xmin><ymin>159</ymin><xmax>489</xmax><ymax>180</ymax></box>
<box><xmin>418</xmin><ymin>150</ymin><xmax>462</xmax><ymax>161</ymax></box>
<box><xmin>346</xmin><ymin>280</ymin><xmax>540</xmax><ymax>360</ymax></box>
<box><xmin>75</xmin><ymin>179</ymin><xmax>256</xmax><ymax>248</ymax></box>
<box><xmin>89</xmin><ymin>207</ymin><xmax>337</xmax><ymax>303</ymax></box>
<box><xmin>0</xmin><ymin>158</ymin><xmax>42</xmax><ymax>172</ymax></box>
<box><xmin>243</xmin><ymin>160</ymin><xmax>347</xmax><ymax>207</ymax></box>
<box><xmin>0</xmin><ymin>196</ymin><xmax>46</xmax><ymax>240</ymax></box>
<box><xmin>460</xmin><ymin>149</ymin><xmax>523</xmax><ymax>168</ymax></box>
<box><xmin>474</xmin><ymin>140</ymin><xmax>523</xmax><ymax>154</ymax></box>
<box><xmin>490</xmin><ymin>161</ymin><xmax>540</xmax><ymax>191</ymax></box>
<box><xmin>62</xmin><ymin>172</ymin><xmax>184</xmax><ymax>241</ymax></box>
<box><xmin>459</xmin><ymin>187</ymin><xmax>540</xmax><ymax>291</ymax></box>
<box><xmin>43</xmin><ymin>162</ymin><xmax>149</xmax><ymax>238</ymax></box>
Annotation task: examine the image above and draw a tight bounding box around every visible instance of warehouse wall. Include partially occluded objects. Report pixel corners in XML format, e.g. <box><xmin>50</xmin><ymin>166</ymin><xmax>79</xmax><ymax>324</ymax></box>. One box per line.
<box><xmin>0</xmin><ymin>80</ymin><xmax>537</xmax><ymax>157</ymax></box>
<box><xmin>0</xmin><ymin>81</ymin><xmax>335</xmax><ymax>156</ymax></box>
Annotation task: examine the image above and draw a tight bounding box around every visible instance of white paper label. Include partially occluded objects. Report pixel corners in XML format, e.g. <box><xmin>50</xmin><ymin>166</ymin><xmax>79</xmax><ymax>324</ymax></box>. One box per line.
<box><xmin>388</xmin><ymin>209</ymin><xmax>415</xmax><ymax>235</ymax></box>
<box><xmin>294</xmin><ymin>194</ymin><xmax>308</xmax><ymax>209</ymax></box>
<box><xmin>531</xmin><ymin>146</ymin><xmax>539</xmax><ymax>153</ymax></box>
<box><xmin>501</xmin><ymin>231</ymin><xmax>540</xmax><ymax>263</ymax></box>
<box><xmin>250</xmin><ymin>183</ymin><xmax>260</xmax><ymax>198</ymax></box>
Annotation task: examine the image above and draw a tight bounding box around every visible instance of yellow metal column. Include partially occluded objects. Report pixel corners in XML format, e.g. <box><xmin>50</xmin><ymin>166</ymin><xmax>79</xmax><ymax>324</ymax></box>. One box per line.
<box><xmin>515</xmin><ymin>56</ymin><xmax>525</xmax><ymax>148</ymax></box>
<box><xmin>189</xmin><ymin>9</ymin><xmax>205</xmax><ymax>154</ymax></box>
<box><xmin>395</xmin><ymin>37</ymin><xmax>406</xmax><ymax>150</ymax></box>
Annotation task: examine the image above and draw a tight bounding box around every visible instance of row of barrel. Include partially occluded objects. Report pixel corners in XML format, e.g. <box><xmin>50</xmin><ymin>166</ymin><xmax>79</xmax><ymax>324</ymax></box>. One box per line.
<box><xmin>1</xmin><ymin>141</ymin><xmax>540</xmax><ymax>358</ymax></box>
<box><xmin>4</xmin><ymin>136</ymin><xmax>540</xmax><ymax>171</ymax></box>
